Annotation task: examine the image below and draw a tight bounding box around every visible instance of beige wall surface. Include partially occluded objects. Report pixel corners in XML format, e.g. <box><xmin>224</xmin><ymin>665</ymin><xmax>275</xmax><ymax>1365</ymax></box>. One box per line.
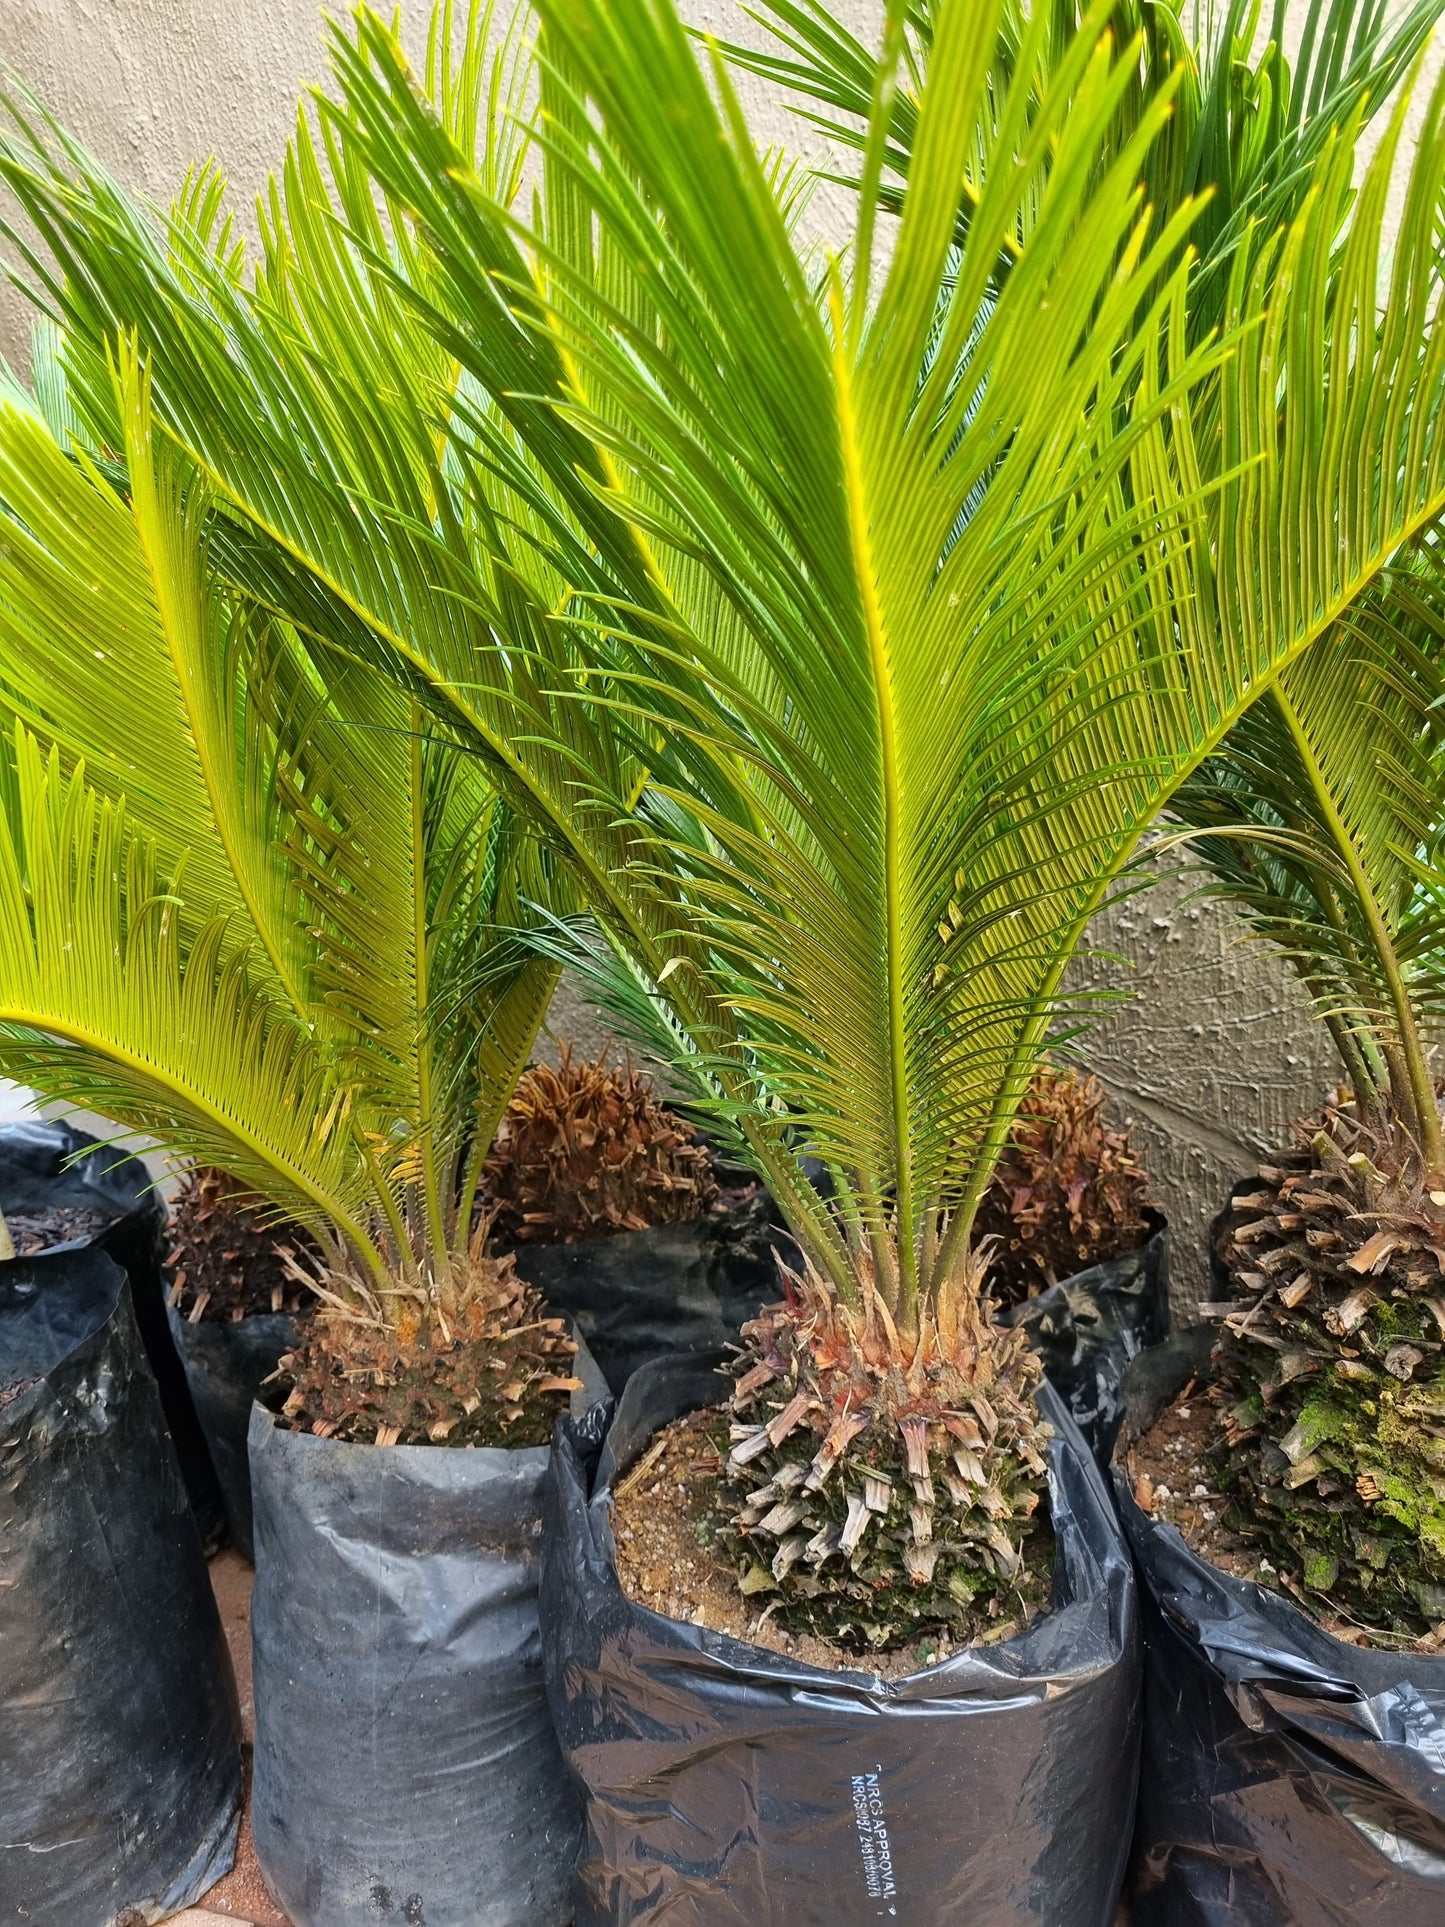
<box><xmin>0</xmin><ymin>0</ymin><xmax>328</xmax><ymax>368</ymax></box>
<box><xmin>0</xmin><ymin>0</ymin><xmax>1415</xmax><ymax>1310</ymax></box>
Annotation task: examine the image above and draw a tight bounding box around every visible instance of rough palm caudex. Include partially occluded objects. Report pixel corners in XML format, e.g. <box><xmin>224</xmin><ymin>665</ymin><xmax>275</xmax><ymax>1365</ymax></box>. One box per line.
<box><xmin>483</xmin><ymin>1047</ymin><xmax>719</xmax><ymax>1245</ymax></box>
<box><xmin>285</xmin><ymin>1054</ymin><xmax>715</xmax><ymax>1445</ymax></box>
<box><xmin>279</xmin><ymin>1245</ymin><xmax>581</xmax><ymax>1448</ymax></box>
<box><xmin>168</xmin><ymin>1167</ymin><xmax>314</xmax><ymax>1321</ymax></box>
<box><xmin>973</xmin><ymin>1065</ymin><xmax>1151</xmax><ymax>1307</ymax></box>
<box><xmin>1212</xmin><ymin>1098</ymin><xmax>1445</xmax><ymax>1633</ymax></box>
<box><xmin>720</xmin><ymin>1260</ymin><xmax>1054</xmax><ymax>1648</ymax></box>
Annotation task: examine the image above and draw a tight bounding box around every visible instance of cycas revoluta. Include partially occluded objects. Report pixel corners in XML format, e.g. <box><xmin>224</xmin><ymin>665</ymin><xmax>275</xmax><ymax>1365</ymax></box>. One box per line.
<box><xmin>0</xmin><ymin>325</ymin><xmax>578</xmax><ymax>1443</ymax></box>
<box><xmin>972</xmin><ymin>1065</ymin><xmax>1151</xmax><ymax>1307</ymax></box>
<box><xmin>1182</xmin><ymin>552</ymin><xmax>1445</xmax><ymax>1634</ymax></box>
<box><xmin>738</xmin><ymin>0</ymin><xmax>1445</xmax><ymax>1634</ymax></box>
<box><xmin>483</xmin><ymin>1048</ymin><xmax>720</xmax><ymax>1245</ymax></box>
<box><xmin>9</xmin><ymin>0</ymin><xmax>1445</xmax><ymax>1637</ymax></box>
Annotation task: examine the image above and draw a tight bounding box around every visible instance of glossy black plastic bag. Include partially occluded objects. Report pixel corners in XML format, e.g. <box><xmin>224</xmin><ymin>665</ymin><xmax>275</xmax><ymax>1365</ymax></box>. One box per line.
<box><xmin>1004</xmin><ymin>1209</ymin><xmax>1169</xmax><ymax>1463</ymax></box>
<box><xmin>248</xmin><ymin>1335</ymin><xmax>608</xmax><ymax>1927</ymax></box>
<box><xmin>515</xmin><ymin>1190</ymin><xmax>1168</xmax><ymax>1430</ymax></box>
<box><xmin>541</xmin><ymin>1351</ymin><xmax>1141</xmax><ymax>1925</ymax></box>
<box><xmin>0</xmin><ymin>1248</ymin><xmax>243</xmax><ymax>1925</ymax></box>
<box><xmin>510</xmin><ymin>1186</ymin><xmax>785</xmax><ymax>1393</ymax></box>
<box><xmin>0</xmin><ymin>1117</ymin><xmax>226</xmax><ymax>1542</ymax></box>
<box><xmin>1114</xmin><ymin>1332</ymin><xmax>1445</xmax><ymax>1924</ymax></box>
<box><xmin>168</xmin><ymin>1297</ymin><xmax>300</xmax><ymax>1558</ymax></box>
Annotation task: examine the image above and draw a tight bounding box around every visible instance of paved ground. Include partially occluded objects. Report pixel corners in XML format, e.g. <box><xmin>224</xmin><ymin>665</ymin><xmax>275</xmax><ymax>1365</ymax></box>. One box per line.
<box><xmin>171</xmin><ymin>1551</ymin><xmax>288</xmax><ymax>1927</ymax></box>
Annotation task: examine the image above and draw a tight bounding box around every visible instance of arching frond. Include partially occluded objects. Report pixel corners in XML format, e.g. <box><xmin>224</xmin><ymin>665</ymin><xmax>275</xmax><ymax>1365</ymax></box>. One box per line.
<box><xmin>5</xmin><ymin>0</ymin><xmax>1445</xmax><ymax>1320</ymax></box>
<box><xmin>0</xmin><ymin>727</ymin><xmax>381</xmax><ymax>1269</ymax></box>
<box><xmin>723</xmin><ymin>0</ymin><xmax>1444</xmax><ymax>321</ymax></box>
<box><xmin>1170</xmin><ymin>546</ymin><xmax>1445</xmax><ymax>1141</ymax></box>
<box><xmin>0</xmin><ymin>322</ymin><xmax>565</xmax><ymax>1304</ymax></box>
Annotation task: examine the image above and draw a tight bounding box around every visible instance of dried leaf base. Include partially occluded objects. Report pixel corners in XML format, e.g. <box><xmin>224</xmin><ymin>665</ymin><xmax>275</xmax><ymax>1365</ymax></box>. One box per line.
<box><xmin>1212</xmin><ymin>1100</ymin><xmax>1445</xmax><ymax>1637</ymax></box>
<box><xmin>277</xmin><ymin>1257</ymin><xmax>580</xmax><ymax>1449</ymax></box>
<box><xmin>717</xmin><ymin>1263</ymin><xmax>1055</xmax><ymax>1650</ymax></box>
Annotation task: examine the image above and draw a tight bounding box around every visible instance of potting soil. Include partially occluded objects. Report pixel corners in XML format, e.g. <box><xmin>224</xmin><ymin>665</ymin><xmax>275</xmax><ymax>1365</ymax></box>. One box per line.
<box><xmin>5</xmin><ymin>1202</ymin><xmax>112</xmax><ymax>1252</ymax></box>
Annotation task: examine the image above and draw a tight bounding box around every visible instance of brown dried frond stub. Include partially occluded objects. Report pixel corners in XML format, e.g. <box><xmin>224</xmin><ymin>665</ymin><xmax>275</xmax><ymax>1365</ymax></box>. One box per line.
<box><xmin>718</xmin><ymin>1256</ymin><xmax>1055</xmax><ymax>1650</ymax></box>
<box><xmin>1210</xmin><ymin>1094</ymin><xmax>1445</xmax><ymax>1637</ymax></box>
<box><xmin>167</xmin><ymin>1166</ymin><xmax>315</xmax><ymax>1323</ymax></box>
<box><xmin>483</xmin><ymin>1046</ymin><xmax>719</xmax><ymax>1245</ymax></box>
<box><xmin>971</xmin><ymin>1064</ymin><xmax>1151</xmax><ymax>1307</ymax></box>
<box><xmin>276</xmin><ymin>1252</ymin><xmax>580</xmax><ymax>1448</ymax></box>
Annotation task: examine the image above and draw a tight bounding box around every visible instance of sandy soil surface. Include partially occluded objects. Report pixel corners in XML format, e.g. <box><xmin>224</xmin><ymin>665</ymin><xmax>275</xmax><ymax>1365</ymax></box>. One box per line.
<box><xmin>186</xmin><ymin>1549</ymin><xmax>291</xmax><ymax>1927</ymax></box>
<box><xmin>612</xmin><ymin>1404</ymin><xmax>1047</xmax><ymax>1680</ymax></box>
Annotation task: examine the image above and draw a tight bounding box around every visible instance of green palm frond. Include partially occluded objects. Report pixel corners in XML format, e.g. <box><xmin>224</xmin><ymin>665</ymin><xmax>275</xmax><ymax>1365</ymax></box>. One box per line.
<box><xmin>0</xmin><ymin>347</ymin><xmax>310</xmax><ymax>997</ymax></box>
<box><xmin>0</xmin><ymin>725</ymin><xmax>382</xmax><ymax>1269</ymax></box>
<box><xmin>724</xmin><ymin>0</ymin><xmax>1443</xmax><ymax>318</ymax></box>
<box><xmin>1169</xmin><ymin>548</ymin><xmax>1445</xmax><ymax>1144</ymax></box>
<box><xmin>0</xmin><ymin>323</ymin><xmax>566</xmax><ymax>1309</ymax></box>
<box><xmin>756</xmin><ymin>0</ymin><xmax>1445</xmax><ymax>1163</ymax></box>
<box><xmin>6</xmin><ymin>0</ymin><xmax>1445</xmax><ymax>1322</ymax></box>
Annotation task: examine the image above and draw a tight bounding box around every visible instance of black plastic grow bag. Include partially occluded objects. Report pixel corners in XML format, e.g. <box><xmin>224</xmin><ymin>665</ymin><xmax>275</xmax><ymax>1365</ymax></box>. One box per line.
<box><xmin>0</xmin><ymin>1117</ymin><xmax>226</xmax><ymax>1544</ymax></box>
<box><xmin>509</xmin><ymin>1185</ymin><xmax>786</xmax><ymax>1394</ymax></box>
<box><xmin>1114</xmin><ymin>1331</ymin><xmax>1445</xmax><ymax>1924</ymax></box>
<box><xmin>248</xmin><ymin>1335</ymin><xmax>609</xmax><ymax>1927</ymax></box>
<box><xmin>541</xmin><ymin>1350</ymin><xmax>1141</xmax><ymax>1925</ymax></box>
<box><xmin>168</xmin><ymin>1297</ymin><xmax>300</xmax><ymax>1559</ymax></box>
<box><xmin>0</xmin><ymin>1247</ymin><xmax>243</xmax><ymax>1925</ymax></box>
<box><xmin>1004</xmin><ymin>1208</ymin><xmax>1169</xmax><ymax>1462</ymax></box>
<box><xmin>174</xmin><ymin>1172</ymin><xmax>779</xmax><ymax>1560</ymax></box>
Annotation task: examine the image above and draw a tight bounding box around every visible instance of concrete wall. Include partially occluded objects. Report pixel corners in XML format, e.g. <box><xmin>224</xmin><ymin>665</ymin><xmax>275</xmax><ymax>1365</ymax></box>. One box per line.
<box><xmin>1066</xmin><ymin>871</ymin><xmax>1339</xmax><ymax>1317</ymax></box>
<box><xmin>0</xmin><ymin>1</ymin><xmax>1403</xmax><ymax>1309</ymax></box>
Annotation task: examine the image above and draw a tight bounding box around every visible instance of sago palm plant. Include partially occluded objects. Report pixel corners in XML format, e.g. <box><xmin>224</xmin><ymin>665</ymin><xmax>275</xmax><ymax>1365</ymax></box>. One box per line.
<box><xmin>0</xmin><ymin>324</ymin><xmax>580</xmax><ymax>1443</ymax></box>
<box><xmin>8</xmin><ymin>0</ymin><xmax>1445</xmax><ymax>1640</ymax></box>
<box><xmin>1174</xmin><ymin>551</ymin><xmax>1445</xmax><ymax>1632</ymax></box>
<box><xmin>739</xmin><ymin>6</ymin><xmax>1445</xmax><ymax>1634</ymax></box>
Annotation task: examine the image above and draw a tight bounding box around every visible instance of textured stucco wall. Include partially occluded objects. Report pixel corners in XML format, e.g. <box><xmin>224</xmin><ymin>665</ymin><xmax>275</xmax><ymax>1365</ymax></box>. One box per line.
<box><xmin>0</xmin><ymin>1</ymin><xmax>325</xmax><ymax>368</ymax></box>
<box><xmin>0</xmin><ymin>0</ymin><xmax>1424</xmax><ymax>1311</ymax></box>
<box><xmin>0</xmin><ymin>0</ymin><xmax>869</xmax><ymax>367</ymax></box>
<box><xmin>1066</xmin><ymin>871</ymin><xmax>1341</xmax><ymax>1317</ymax></box>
